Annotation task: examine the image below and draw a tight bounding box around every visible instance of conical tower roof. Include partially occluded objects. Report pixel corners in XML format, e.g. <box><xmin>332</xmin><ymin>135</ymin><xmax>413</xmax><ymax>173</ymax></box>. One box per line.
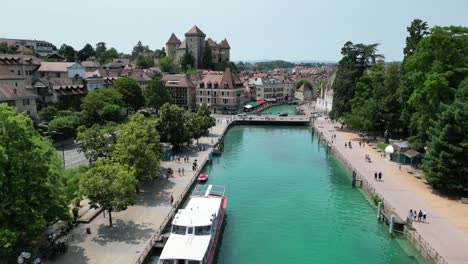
<box><xmin>219</xmin><ymin>38</ymin><xmax>231</xmax><ymax>49</ymax></box>
<box><xmin>166</xmin><ymin>33</ymin><xmax>181</xmax><ymax>45</ymax></box>
<box><xmin>185</xmin><ymin>25</ymin><xmax>206</xmax><ymax>37</ymax></box>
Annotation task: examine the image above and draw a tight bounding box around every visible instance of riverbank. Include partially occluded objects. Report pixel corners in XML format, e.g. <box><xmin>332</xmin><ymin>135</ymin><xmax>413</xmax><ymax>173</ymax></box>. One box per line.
<box><xmin>312</xmin><ymin>117</ymin><xmax>468</xmax><ymax>264</ymax></box>
<box><xmin>51</xmin><ymin>118</ymin><xmax>230</xmax><ymax>264</ymax></box>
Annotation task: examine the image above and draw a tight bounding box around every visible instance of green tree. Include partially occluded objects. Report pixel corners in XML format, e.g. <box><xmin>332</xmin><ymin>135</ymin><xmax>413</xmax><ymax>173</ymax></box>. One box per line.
<box><xmin>136</xmin><ymin>55</ymin><xmax>155</xmax><ymax>69</ymax></box>
<box><xmin>77</xmin><ymin>43</ymin><xmax>96</xmax><ymax>62</ymax></box>
<box><xmin>114</xmin><ymin>114</ymin><xmax>161</xmax><ymax>192</ymax></box>
<box><xmin>0</xmin><ymin>43</ymin><xmax>17</xmax><ymax>54</ymax></box>
<box><xmin>330</xmin><ymin>41</ymin><xmax>384</xmax><ymax>119</ymax></box>
<box><xmin>95</xmin><ymin>42</ymin><xmax>107</xmax><ymax>65</ymax></box>
<box><xmin>202</xmin><ymin>41</ymin><xmax>214</xmax><ymax>70</ymax></box>
<box><xmin>112</xmin><ymin>76</ymin><xmax>145</xmax><ymax>111</ymax></box>
<box><xmin>398</xmin><ymin>19</ymin><xmax>430</xmax><ymax>136</ymax></box>
<box><xmin>38</xmin><ymin>106</ymin><xmax>58</xmax><ymax>122</ymax></box>
<box><xmin>62</xmin><ymin>165</ymin><xmax>88</xmax><ymax>204</ymax></box>
<box><xmin>144</xmin><ymin>76</ymin><xmax>173</xmax><ymax>111</ymax></box>
<box><xmin>81</xmin><ymin>88</ymin><xmax>125</xmax><ymax>125</ymax></box>
<box><xmin>159</xmin><ymin>56</ymin><xmax>175</xmax><ymax>73</ymax></box>
<box><xmin>76</xmin><ymin>122</ymin><xmax>118</xmax><ymax>163</ymax></box>
<box><xmin>48</xmin><ymin>114</ymin><xmax>82</xmax><ymax>141</ymax></box>
<box><xmin>405</xmin><ymin>26</ymin><xmax>468</xmax><ymax>148</ymax></box>
<box><xmin>154</xmin><ymin>47</ymin><xmax>166</xmax><ymax>58</ymax></box>
<box><xmin>0</xmin><ymin>105</ymin><xmax>68</xmax><ymax>256</ymax></box>
<box><xmin>422</xmin><ymin>80</ymin><xmax>468</xmax><ymax>194</ymax></box>
<box><xmin>196</xmin><ymin>103</ymin><xmax>215</xmax><ymax>138</ymax></box>
<box><xmin>180</xmin><ymin>47</ymin><xmax>195</xmax><ymax>72</ymax></box>
<box><xmin>403</xmin><ymin>19</ymin><xmax>429</xmax><ymax>59</ymax></box>
<box><xmin>132</xmin><ymin>41</ymin><xmax>148</xmax><ymax>59</ymax></box>
<box><xmin>157</xmin><ymin>103</ymin><xmax>190</xmax><ymax>147</ymax></box>
<box><xmin>80</xmin><ymin>159</ymin><xmax>136</xmax><ymax>227</ymax></box>
<box><xmin>59</xmin><ymin>44</ymin><xmax>77</xmax><ymax>62</ymax></box>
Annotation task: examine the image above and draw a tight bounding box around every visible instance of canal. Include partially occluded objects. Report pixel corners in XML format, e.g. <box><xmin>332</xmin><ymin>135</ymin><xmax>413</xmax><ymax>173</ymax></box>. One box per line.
<box><xmin>261</xmin><ymin>104</ymin><xmax>297</xmax><ymax>114</ymax></box>
<box><xmin>149</xmin><ymin>125</ymin><xmax>423</xmax><ymax>263</ymax></box>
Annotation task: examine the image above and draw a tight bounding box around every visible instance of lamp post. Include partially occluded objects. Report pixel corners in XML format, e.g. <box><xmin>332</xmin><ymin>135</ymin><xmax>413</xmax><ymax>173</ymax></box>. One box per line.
<box><xmin>51</xmin><ymin>131</ymin><xmax>65</xmax><ymax>168</ymax></box>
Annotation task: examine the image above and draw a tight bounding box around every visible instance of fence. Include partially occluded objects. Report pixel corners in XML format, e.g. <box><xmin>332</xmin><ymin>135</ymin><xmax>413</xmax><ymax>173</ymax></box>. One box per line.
<box><xmin>313</xmin><ymin>122</ymin><xmax>447</xmax><ymax>264</ymax></box>
<box><xmin>134</xmin><ymin>156</ymin><xmax>208</xmax><ymax>264</ymax></box>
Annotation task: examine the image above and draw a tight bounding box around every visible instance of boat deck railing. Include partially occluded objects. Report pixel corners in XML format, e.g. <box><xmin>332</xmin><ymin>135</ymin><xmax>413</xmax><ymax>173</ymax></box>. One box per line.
<box><xmin>192</xmin><ymin>184</ymin><xmax>226</xmax><ymax>197</ymax></box>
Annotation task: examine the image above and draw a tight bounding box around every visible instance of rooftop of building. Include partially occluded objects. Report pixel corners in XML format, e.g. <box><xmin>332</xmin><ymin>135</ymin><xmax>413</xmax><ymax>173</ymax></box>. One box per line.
<box><xmin>162</xmin><ymin>74</ymin><xmax>196</xmax><ymax>88</ymax></box>
<box><xmin>0</xmin><ymin>85</ymin><xmax>37</xmax><ymax>100</ymax></box>
<box><xmin>185</xmin><ymin>25</ymin><xmax>206</xmax><ymax>37</ymax></box>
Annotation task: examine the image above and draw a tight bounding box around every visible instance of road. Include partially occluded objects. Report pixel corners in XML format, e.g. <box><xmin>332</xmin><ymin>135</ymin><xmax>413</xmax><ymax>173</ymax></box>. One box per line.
<box><xmin>55</xmin><ymin>142</ymin><xmax>89</xmax><ymax>168</ymax></box>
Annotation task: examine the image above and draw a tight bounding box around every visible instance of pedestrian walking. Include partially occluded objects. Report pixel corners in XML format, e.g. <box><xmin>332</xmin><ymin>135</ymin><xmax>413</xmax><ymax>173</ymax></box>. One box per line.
<box><xmin>398</xmin><ymin>164</ymin><xmax>401</xmax><ymax>170</ymax></box>
<box><xmin>182</xmin><ymin>168</ymin><xmax>184</xmax><ymax>175</ymax></box>
<box><xmin>418</xmin><ymin>210</ymin><xmax>423</xmax><ymax>222</ymax></box>
<box><xmin>345</xmin><ymin>142</ymin><xmax>347</xmax><ymax>148</ymax></box>
<box><xmin>178</xmin><ymin>168</ymin><xmax>181</xmax><ymax>175</ymax></box>
<box><xmin>170</xmin><ymin>195</ymin><xmax>174</xmax><ymax>206</ymax></box>
<box><xmin>413</xmin><ymin>209</ymin><xmax>417</xmax><ymax>221</ymax></box>
<box><xmin>423</xmin><ymin>212</ymin><xmax>427</xmax><ymax>222</ymax></box>
<box><xmin>374</xmin><ymin>172</ymin><xmax>377</xmax><ymax>181</ymax></box>
<box><xmin>378</xmin><ymin>172</ymin><xmax>382</xmax><ymax>181</ymax></box>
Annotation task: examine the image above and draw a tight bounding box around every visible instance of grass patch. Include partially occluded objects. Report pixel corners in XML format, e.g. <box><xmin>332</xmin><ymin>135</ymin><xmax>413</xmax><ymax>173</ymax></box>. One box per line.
<box><xmin>376</xmin><ymin>142</ymin><xmax>386</xmax><ymax>152</ymax></box>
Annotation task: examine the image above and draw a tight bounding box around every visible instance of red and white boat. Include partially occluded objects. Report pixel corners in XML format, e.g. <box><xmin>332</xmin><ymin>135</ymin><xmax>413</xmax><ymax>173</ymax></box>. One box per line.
<box><xmin>197</xmin><ymin>173</ymin><xmax>209</xmax><ymax>182</ymax></box>
<box><xmin>158</xmin><ymin>185</ymin><xmax>227</xmax><ymax>264</ymax></box>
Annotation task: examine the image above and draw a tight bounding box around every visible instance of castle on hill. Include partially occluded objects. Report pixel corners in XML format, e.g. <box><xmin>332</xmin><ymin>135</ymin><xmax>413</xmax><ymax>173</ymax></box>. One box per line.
<box><xmin>166</xmin><ymin>25</ymin><xmax>230</xmax><ymax>69</ymax></box>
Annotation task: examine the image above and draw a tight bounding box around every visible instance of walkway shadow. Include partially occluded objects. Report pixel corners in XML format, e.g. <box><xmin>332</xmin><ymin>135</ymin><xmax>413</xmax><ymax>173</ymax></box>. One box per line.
<box><xmin>51</xmin><ymin>244</ymin><xmax>89</xmax><ymax>264</ymax></box>
<box><xmin>92</xmin><ymin>220</ymin><xmax>154</xmax><ymax>246</ymax></box>
<box><xmin>137</xmin><ymin>177</ymin><xmax>176</xmax><ymax>207</ymax></box>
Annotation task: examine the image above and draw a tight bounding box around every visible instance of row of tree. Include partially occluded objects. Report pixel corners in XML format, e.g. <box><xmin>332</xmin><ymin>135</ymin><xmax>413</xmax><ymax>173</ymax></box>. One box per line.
<box><xmin>330</xmin><ymin>19</ymin><xmax>468</xmax><ymax>194</ymax></box>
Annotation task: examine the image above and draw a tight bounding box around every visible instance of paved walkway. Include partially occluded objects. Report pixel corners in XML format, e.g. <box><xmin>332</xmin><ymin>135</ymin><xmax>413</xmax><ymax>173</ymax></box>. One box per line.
<box><xmin>313</xmin><ymin>117</ymin><xmax>468</xmax><ymax>264</ymax></box>
<box><xmin>51</xmin><ymin>117</ymin><xmax>230</xmax><ymax>264</ymax></box>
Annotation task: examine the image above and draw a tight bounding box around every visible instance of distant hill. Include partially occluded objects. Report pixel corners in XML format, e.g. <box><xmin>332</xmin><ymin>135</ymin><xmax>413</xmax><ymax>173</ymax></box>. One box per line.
<box><xmin>235</xmin><ymin>59</ymin><xmax>336</xmax><ymax>71</ymax></box>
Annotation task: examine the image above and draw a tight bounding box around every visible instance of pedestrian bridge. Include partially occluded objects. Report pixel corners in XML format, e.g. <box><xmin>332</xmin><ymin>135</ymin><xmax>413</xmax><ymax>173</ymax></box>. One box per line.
<box><xmin>229</xmin><ymin>115</ymin><xmax>311</xmax><ymax>126</ymax></box>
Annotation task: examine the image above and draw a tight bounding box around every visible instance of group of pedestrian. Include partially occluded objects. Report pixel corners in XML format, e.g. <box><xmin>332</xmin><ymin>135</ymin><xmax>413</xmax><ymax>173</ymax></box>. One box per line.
<box><xmin>358</xmin><ymin>141</ymin><xmax>366</xmax><ymax>147</ymax></box>
<box><xmin>198</xmin><ymin>146</ymin><xmax>207</xmax><ymax>151</ymax></box>
<box><xmin>344</xmin><ymin>141</ymin><xmax>352</xmax><ymax>148</ymax></box>
<box><xmin>380</xmin><ymin>153</ymin><xmax>387</xmax><ymax>158</ymax></box>
<box><xmin>177</xmin><ymin>167</ymin><xmax>185</xmax><ymax>176</ymax></box>
<box><xmin>166</xmin><ymin>168</ymin><xmax>174</xmax><ymax>179</ymax></box>
<box><xmin>409</xmin><ymin>209</ymin><xmax>427</xmax><ymax>222</ymax></box>
<box><xmin>192</xmin><ymin>159</ymin><xmax>198</xmax><ymax>171</ymax></box>
<box><xmin>374</xmin><ymin>171</ymin><xmax>383</xmax><ymax>181</ymax></box>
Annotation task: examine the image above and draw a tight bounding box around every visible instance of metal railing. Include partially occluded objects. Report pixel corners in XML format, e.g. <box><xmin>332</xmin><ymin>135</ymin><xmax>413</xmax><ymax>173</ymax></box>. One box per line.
<box><xmin>313</xmin><ymin>123</ymin><xmax>447</xmax><ymax>264</ymax></box>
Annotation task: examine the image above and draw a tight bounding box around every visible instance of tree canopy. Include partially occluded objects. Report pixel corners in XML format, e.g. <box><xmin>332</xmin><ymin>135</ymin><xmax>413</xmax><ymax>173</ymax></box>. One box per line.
<box><xmin>422</xmin><ymin>80</ymin><xmax>468</xmax><ymax>194</ymax></box>
<box><xmin>180</xmin><ymin>47</ymin><xmax>195</xmax><ymax>72</ymax></box>
<box><xmin>76</xmin><ymin>122</ymin><xmax>118</xmax><ymax>163</ymax></box>
<box><xmin>202</xmin><ymin>42</ymin><xmax>214</xmax><ymax>70</ymax></box>
<box><xmin>144</xmin><ymin>76</ymin><xmax>173</xmax><ymax>110</ymax></box>
<box><xmin>77</xmin><ymin>43</ymin><xmax>96</xmax><ymax>62</ymax></box>
<box><xmin>113</xmin><ymin>114</ymin><xmax>162</xmax><ymax>190</ymax></box>
<box><xmin>81</xmin><ymin>88</ymin><xmax>125</xmax><ymax>125</ymax></box>
<box><xmin>159</xmin><ymin>56</ymin><xmax>175</xmax><ymax>73</ymax></box>
<box><xmin>59</xmin><ymin>44</ymin><xmax>77</xmax><ymax>62</ymax></box>
<box><xmin>0</xmin><ymin>105</ymin><xmax>68</xmax><ymax>255</ymax></box>
<box><xmin>80</xmin><ymin>159</ymin><xmax>136</xmax><ymax>227</ymax></box>
<box><xmin>0</xmin><ymin>43</ymin><xmax>17</xmax><ymax>54</ymax></box>
<box><xmin>111</xmin><ymin>76</ymin><xmax>145</xmax><ymax>111</ymax></box>
<box><xmin>157</xmin><ymin>103</ymin><xmax>190</xmax><ymax>147</ymax></box>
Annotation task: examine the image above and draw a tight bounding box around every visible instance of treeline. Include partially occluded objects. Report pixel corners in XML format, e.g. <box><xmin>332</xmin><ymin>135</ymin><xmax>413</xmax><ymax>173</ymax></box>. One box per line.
<box><xmin>0</xmin><ymin>75</ymin><xmax>215</xmax><ymax>260</ymax></box>
<box><xmin>330</xmin><ymin>19</ymin><xmax>468</xmax><ymax>194</ymax></box>
<box><xmin>236</xmin><ymin>60</ymin><xmax>295</xmax><ymax>71</ymax></box>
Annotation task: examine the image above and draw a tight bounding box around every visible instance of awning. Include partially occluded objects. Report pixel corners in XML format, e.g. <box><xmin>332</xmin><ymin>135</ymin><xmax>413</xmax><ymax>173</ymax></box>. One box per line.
<box><xmin>249</xmin><ymin>102</ymin><xmax>259</xmax><ymax>107</ymax></box>
<box><xmin>256</xmin><ymin>100</ymin><xmax>266</xmax><ymax>105</ymax></box>
<box><xmin>244</xmin><ymin>105</ymin><xmax>253</xmax><ymax>109</ymax></box>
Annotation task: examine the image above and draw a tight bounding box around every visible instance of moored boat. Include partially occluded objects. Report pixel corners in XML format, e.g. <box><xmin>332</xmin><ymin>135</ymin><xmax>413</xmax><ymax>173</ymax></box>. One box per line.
<box><xmin>158</xmin><ymin>185</ymin><xmax>227</xmax><ymax>264</ymax></box>
<box><xmin>197</xmin><ymin>173</ymin><xmax>209</xmax><ymax>182</ymax></box>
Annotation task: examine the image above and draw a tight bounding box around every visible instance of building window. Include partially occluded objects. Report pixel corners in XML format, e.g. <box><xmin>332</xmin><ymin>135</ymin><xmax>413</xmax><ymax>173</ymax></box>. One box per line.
<box><xmin>221</xmin><ymin>91</ymin><xmax>224</xmax><ymax>96</ymax></box>
<box><xmin>207</xmin><ymin>91</ymin><xmax>210</xmax><ymax>96</ymax></box>
<box><xmin>227</xmin><ymin>92</ymin><xmax>230</xmax><ymax>96</ymax></box>
<box><xmin>23</xmin><ymin>99</ymin><xmax>30</xmax><ymax>105</ymax></box>
<box><xmin>15</xmin><ymin>82</ymin><xmax>18</xmax><ymax>87</ymax></box>
<box><xmin>17</xmin><ymin>70</ymin><xmax>20</xmax><ymax>76</ymax></box>
<box><xmin>214</xmin><ymin>91</ymin><xmax>217</xmax><ymax>96</ymax></box>
<box><xmin>200</xmin><ymin>98</ymin><xmax>202</xmax><ymax>102</ymax></box>
<box><xmin>208</xmin><ymin>98</ymin><xmax>210</xmax><ymax>103</ymax></box>
<box><xmin>199</xmin><ymin>91</ymin><xmax>202</xmax><ymax>95</ymax></box>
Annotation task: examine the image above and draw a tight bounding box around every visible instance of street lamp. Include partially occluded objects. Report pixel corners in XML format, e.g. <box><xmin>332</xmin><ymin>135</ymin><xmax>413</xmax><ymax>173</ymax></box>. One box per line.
<box><xmin>51</xmin><ymin>131</ymin><xmax>65</xmax><ymax>168</ymax></box>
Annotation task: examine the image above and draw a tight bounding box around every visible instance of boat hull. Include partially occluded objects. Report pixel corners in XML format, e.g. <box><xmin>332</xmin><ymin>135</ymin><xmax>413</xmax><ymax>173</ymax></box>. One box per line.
<box><xmin>205</xmin><ymin>195</ymin><xmax>227</xmax><ymax>264</ymax></box>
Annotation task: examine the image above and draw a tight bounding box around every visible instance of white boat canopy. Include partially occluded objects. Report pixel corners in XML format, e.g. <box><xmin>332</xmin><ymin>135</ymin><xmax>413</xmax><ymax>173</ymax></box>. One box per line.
<box><xmin>385</xmin><ymin>145</ymin><xmax>395</xmax><ymax>154</ymax></box>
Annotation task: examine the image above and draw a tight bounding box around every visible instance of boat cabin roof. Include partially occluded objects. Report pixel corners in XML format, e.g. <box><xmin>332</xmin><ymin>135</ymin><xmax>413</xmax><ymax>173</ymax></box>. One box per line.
<box><xmin>172</xmin><ymin>196</ymin><xmax>222</xmax><ymax>227</ymax></box>
<box><xmin>159</xmin><ymin>233</ymin><xmax>211</xmax><ymax>261</ymax></box>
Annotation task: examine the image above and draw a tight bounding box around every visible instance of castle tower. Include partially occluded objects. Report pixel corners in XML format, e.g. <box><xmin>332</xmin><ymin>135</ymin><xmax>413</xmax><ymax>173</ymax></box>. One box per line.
<box><xmin>166</xmin><ymin>33</ymin><xmax>181</xmax><ymax>60</ymax></box>
<box><xmin>184</xmin><ymin>25</ymin><xmax>206</xmax><ymax>68</ymax></box>
<box><xmin>219</xmin><ymin>38</ymin><xmax>231</xmax><ymax>63</ymax></box>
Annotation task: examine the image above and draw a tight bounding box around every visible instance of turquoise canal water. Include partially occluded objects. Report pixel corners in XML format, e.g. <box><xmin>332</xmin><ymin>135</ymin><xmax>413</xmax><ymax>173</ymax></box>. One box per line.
<box><xmin>261</xmin><ymin>104</ymin><xmax>297</xmax><ymax>114</ymax></box>
<box><xmin>148</xmin><ymin>125</ymin><xmax>423</xmax><ymax>264</ymax></box>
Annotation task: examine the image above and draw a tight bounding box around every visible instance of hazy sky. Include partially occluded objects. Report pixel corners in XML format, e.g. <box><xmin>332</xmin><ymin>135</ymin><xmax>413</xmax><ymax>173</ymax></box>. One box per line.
<box><xmin>1</xmin><ymin>0</ymin><xmax>466</xmax><ymax>62</ymax></box>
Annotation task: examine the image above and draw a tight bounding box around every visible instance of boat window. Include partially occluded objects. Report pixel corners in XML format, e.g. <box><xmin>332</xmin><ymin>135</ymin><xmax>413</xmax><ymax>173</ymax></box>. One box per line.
<box><xmin>195</xmin><ymin>225</ymin><xmax>211</xmax><ymax>235</ymax></box>
<box><xmin>172</xmin><ymin>225</ymin><xmax>186</xmax><ymax>235</ymax></box>
<box><xmin>187</xmin><ymin>227</ymin><xmax>193</xmax><ymax>234</ymax></box>
<box><xmin>161</xmin><ymin>260</ymin><xmax>174</xmax><ymax>264</ymax></box>
<box><xmin>188</xmin><ymin>261</ymin><xmax>199</xmax><ymax>264</ymax></box>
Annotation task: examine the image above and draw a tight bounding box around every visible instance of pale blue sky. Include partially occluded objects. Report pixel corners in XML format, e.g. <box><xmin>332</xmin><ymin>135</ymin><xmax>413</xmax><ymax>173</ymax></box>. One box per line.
<box><xmin>1</xmin><ymin>0</ymin><xmax>466</xmax><ymax>62</ymax></box>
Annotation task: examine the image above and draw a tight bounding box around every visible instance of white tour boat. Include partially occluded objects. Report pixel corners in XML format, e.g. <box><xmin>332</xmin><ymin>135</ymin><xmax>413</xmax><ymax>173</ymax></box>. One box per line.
<box><xmin>158</xmin><ymin>185</ymin><xmax>227</xmax><ymax>264</ymax></box>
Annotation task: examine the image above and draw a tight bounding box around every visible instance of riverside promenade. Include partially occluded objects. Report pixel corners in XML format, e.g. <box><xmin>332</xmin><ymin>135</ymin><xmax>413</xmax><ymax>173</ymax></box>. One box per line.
<box><xmin>313</xmin><ymin>117</ymin><xmax>468</xmax><ymax>264</ymax></box>
<box><xmin>52</xmin><ymin>117</ymin><xmax>230</xmax><ymax>264</ymax></box>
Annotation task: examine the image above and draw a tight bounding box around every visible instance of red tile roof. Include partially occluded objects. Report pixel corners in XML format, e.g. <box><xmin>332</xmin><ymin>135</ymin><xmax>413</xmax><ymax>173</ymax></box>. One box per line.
<box><xmin>166</xmin><ymin>33</ymin><xmax>181</xmax><ymax>45</ymax></box>
<box><xmin>207</xmin><ymin>38</ymin><xmax>219</xmax><ymax>48</ymax></box>
<box><xmin>201</xmin><ymin>68</ymin><xmax>242</xmax><ymax>89</ymax></box>
<box><xmin>0</xmin><ymin>54</ymin><xmax>42</xmax><ymax>66</ymax></box>
<box><xmin>219</xmin><ymin>38</ymin><xmax>231</xmax><ymax>49</ymax></box>
<box><xmin>185</xmin><ymin>25</ymin><xmax>206</xmax><ymax>37</ymax></box>
<box><xmin>162</xmin><ymin>74</ymin><xmax>195</xmax><ymax>88</ymax></box>
<box><xmin>177</xmin><ymin>39</ymin><xmax>187</xmax><ymax>50</ymax></box>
